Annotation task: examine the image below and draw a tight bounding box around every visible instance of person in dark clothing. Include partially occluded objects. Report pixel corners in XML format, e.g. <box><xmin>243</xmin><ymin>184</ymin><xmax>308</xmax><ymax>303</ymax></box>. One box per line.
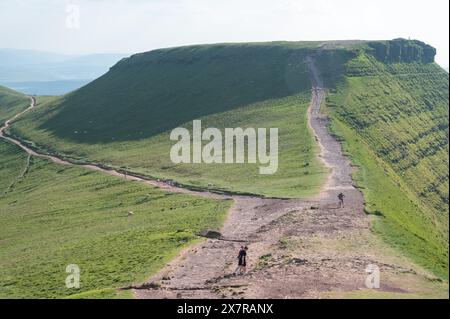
<box><xmin>241</xmin><ymin>246</ymin><xmax>248</xmax><ymax>273</ymax></box>
<box><xmin>338</xmin><ymin>193</ymin><xmax>345</xmax><ymax>208</ymax></box>
<box><xmin>235</xmin><ymin>246</ymin><xmax>248</xmax><ymax>275</ymax></box>
<box><xmin>234</xmin><ymin>246</ymin><xmax>244</xmax><ymax>274</ymax></box>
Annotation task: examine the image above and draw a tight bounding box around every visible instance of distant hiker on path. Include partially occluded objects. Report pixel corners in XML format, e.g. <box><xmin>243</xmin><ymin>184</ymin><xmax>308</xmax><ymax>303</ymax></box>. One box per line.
<box><xmin>235</xmin><ymin>246</ymin><xmax>248</xmax><ymax>275</ymax></box>
<box><xmin>338</xmin><ymin>193</ymin><xmax>345</xmax><ymax>208</ymax></box>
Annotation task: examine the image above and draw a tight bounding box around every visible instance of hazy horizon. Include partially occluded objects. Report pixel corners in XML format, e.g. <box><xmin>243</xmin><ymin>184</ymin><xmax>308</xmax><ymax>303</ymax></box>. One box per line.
<box><xmin>1</xmin><ymin>0</ymin><xmax>449</xmax><ymax>67</ymax></box>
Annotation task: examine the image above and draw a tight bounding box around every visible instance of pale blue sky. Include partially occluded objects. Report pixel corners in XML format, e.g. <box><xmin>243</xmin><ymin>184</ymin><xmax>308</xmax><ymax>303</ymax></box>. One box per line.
<box><xmin>1</xmin><ymin>0</ymin><xmax>449</xmax><ymax>66</ymax></box>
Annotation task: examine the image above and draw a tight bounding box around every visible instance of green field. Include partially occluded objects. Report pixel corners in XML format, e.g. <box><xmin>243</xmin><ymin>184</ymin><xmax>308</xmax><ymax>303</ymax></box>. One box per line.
<box><xmin>325</xmin><ymin>52</ymin><xmax>449</xmax><ymax>278</ymax></box>
<box><xmin>9</xmin><ymin>43</ymin><xmax>331</xmax><ymax>197</ymax></box>
<box><xmin>0</xmin><ymin>140</ymin><xmax>231</xmax><ymax>298</ymax></box>
<box><xmin>11</xmin><ymin>93</ymin><xmax>326</xmax><ymax>197</ymax></box>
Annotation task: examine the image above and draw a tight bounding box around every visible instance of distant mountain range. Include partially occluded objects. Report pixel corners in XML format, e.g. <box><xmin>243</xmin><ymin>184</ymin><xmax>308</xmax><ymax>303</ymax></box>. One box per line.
<box><xmin>0</xmin><ymin>49</ymin><xmax>129</xmax><ymax>95</ymax></box>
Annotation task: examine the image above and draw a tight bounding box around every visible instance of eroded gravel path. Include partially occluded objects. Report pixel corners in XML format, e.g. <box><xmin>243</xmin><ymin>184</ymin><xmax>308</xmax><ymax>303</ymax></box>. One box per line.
<box><xmin>0</xmin><ymin>98</ymin><xmax>226</xmax><ymax>200</ymax></box>
<box><xmin>133</xmin><ymin>58</ymin><xmax>417</xmax><ymax>299</ymax></box>
<box><xmin>1</xmin><ymin>62</ymin><xmax>442</xmax><ymax>299</ymax></box>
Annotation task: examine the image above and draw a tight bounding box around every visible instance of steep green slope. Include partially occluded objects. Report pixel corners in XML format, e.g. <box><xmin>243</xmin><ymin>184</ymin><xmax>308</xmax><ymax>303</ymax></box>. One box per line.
<box><xmin>0</xmin><ymin>85</ymin><xmax>29</xmax><ymax>125</ymax></box>
<box><xmin>6</xmin><ymin>39</ymin><xmax>449</xmax><ymax>278</ymax></box>
<box><xmin>11</xmin><ymin>93</ymin><xmax>327</xmax><ymax>197</ymax></box>
<box><xmin>0</xmin><ymin>138</ymin><xmax>29</xmax><ymax>195</ymax></box>
<box><xmin>0</xmin><ymin>140</ymin><xmax>230</xmax><ymax>298</ymax></box>
<box><xmin>323</xmin><ymin>43</ymin><xmax>449</xmax><ymax>277</ymax></box>
<box><xmin>10</xmin><ymin>42</ymin><xmax>336</xmax><ymax>197</ymax></box>
<box><xmin>23</xmin><ymin>43</ymin><xmax>322</xmax><ymax>142</ymax></box>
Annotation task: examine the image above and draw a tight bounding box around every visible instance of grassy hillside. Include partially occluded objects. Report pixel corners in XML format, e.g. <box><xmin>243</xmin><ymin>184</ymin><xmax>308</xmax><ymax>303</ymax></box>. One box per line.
<box><xmin>323</xmin><ymin>49</ymin><xmax>449</xmax><ymax>278</ymax></box>
<box><xmin>10</xmin><ymin>42</ymin><xmax>335</xmax><ymax>197</ymax></box>
<box><xmin>6</xmin><ymin>39</ymin><xmax>449</xmax><ymax>278</ymax></box>
<box><xmin>0</xmin><ymin>85</ymin><xmax>29</xmax><ymax>125</ymax></box>
<box><xmin>0</xmin><ymin>140</ymin><xmax>230</xmax><ymax>298</ymax></box>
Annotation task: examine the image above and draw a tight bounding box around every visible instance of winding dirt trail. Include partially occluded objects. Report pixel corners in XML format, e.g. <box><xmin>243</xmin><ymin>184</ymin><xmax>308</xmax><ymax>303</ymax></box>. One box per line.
<box><xmin>133</xmin><ymin>58</ymin><xmax>436</xmax><ymax>299</ymax></box>
<box><xmin>1</xmin><ymin>59</ymin><xmax>443</xmax><ymax>299</ymax></box>
<box><xmin>0</xmin><ymin>98</ymin><xmax>227</xmax><ymax>200</ymax></box>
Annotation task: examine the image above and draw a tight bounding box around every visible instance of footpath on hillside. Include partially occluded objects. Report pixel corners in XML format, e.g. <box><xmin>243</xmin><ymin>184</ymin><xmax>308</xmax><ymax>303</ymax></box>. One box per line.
<box><xmin>132</xmin><ymin>58</ymin><xmax>443</xmax><ymax>298</ymax></box>
<box><xmin>0</xmin><ymin>59</ymin><xmax>446</xmax><ymax>299</ymax></box>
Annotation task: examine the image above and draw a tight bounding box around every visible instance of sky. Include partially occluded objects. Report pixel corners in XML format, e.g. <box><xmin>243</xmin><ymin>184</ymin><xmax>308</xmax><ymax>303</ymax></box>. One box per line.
<box><xmin>1</xmin><ymin>0</ymin><xmax>449</xmax><ymax>67</ymax></box>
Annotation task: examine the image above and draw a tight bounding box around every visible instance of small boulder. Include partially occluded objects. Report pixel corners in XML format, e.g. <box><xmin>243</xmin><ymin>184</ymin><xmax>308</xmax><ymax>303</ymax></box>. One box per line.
<box><xmin>198</xmin><ymin>229</ymin><xmax>222</xmax><ymax>239</ymax></box>
<box><xmin>290</xmin><ymin>258</ymin><xmax>308</xmax><ymax>265</ymax></box>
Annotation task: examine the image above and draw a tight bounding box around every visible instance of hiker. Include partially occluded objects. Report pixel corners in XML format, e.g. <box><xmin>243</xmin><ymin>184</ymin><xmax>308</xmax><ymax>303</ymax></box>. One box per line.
<box><xmin>234</xmin><ymin>246</ymin><xmax>244</xmax><ymax>274</ymax></box>
<box><xmin>241</xmin><ymin>246</ymin><xmax>248</xmax><ymax>274</ymax></box>
<box><xmin>235</xmin><ymin>246</ymin><xmax>248</xmax><ymax>275</ymax></box>
<box><xmin>338</xmin><ymin>192</ymin><xmax>345</xmax><ymax>208</ymax></box>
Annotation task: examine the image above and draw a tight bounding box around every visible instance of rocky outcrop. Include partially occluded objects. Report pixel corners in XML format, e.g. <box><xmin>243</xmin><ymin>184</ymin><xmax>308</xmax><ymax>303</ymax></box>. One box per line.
<box><xmin>368</xmin><ymin>39</ymin><xmax>436</xmax><ymax>63</ymax></box>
